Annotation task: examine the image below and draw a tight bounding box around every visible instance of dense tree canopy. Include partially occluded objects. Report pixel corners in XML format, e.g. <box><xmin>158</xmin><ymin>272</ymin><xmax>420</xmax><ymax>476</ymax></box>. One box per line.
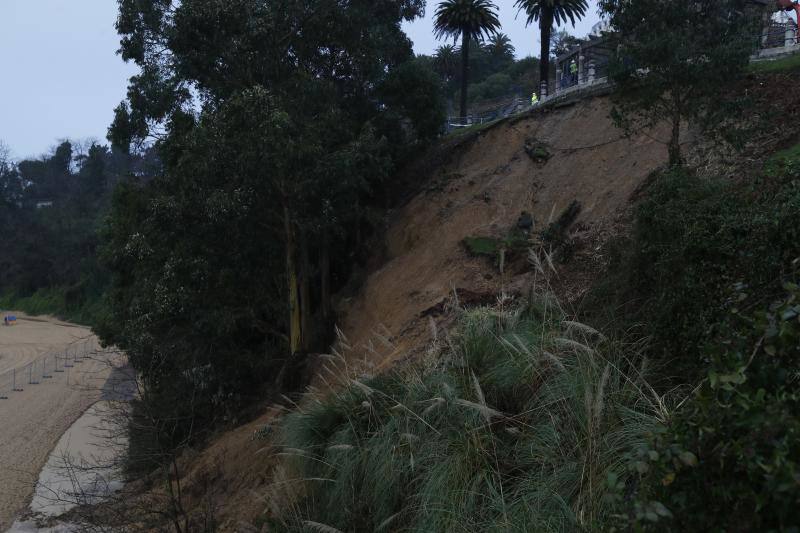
<box><xmin>0</xmin><ymin>139</ymin><xmax>153</xmax><ymax>321</ymax></box>
<box><xmin>599</xmin><ymin>0</ymin><xmax>762</xmax><ymax>166</ymax></box>
<box><xmin>100</xmin><ymin>0</ymin><xmax>446</xmax><ymax>441</ymax></box>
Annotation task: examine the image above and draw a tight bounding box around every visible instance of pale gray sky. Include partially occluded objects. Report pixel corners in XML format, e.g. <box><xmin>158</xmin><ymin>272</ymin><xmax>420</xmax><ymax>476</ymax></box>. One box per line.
<box><xmin>0</xmin><ymin>1</ymin><xmax>137</xmax><ymax>160</ymax></box>
<box><xmin>404</xmin><ymin>0</ymin><xmax>602</xmax><ymax>58</ymax></box>
<box><xmin>0</xmin><ymin>0</ymin><xmax>600</xmax><ymax>160</ymax></box>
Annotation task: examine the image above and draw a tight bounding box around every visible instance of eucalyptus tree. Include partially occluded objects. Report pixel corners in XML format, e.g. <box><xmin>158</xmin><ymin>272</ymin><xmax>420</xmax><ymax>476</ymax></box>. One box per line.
<box><xmin>514</xmin><ymin>0</ymin><xmax>589</xmax><ymax>98</ymax></box>
<box><xmin>102</xmin><ymin>0</ymin><xmax>443</xmax><ymax>449</ymax></box>
<box><xmin>433</xmin><ymin>0</ymin><xmax>502</xmax><ymax>121</ymax></box>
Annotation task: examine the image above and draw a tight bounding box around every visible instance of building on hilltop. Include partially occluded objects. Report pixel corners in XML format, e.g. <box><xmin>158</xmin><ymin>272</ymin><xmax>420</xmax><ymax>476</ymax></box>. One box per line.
<box><xmin>550</xmin><ymin>0</ymin><xmax>794</xmax><ymax>100</ymax></box>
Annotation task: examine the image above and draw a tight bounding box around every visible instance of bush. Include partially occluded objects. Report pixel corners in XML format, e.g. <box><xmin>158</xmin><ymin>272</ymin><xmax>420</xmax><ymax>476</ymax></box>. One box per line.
<box><xmin>268</xmin><ymin>293</ymin><xmax>666</xmax><ymax>532</ymax></box>
<box><xmin>592</xmin><ymin>167</ymin><xmax>800</xmax><ymax>378</ymax></box>
<box><xmin>615</xmin><ymin>285</ymin><xmax>800</xmax><ymax>531</ymax></box>
<box><xmin>468</xmin><ymin>73</ymin><xmax>514</xmax><ymax>103</ymax></box>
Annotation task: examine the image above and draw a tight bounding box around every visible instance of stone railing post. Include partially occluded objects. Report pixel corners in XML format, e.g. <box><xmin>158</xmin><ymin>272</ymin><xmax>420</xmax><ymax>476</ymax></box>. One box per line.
<box><xmin>578</xmin><ymin>52</ymin><xmax>586</xmax><ymax>86</ymax></box>
<box><xmin>587</xmin><ymin>61</ymin><xmax>596</xmax><ymax>84</ymax></box>
<box><xmin>786</xmin><ymin>24</ymin><xmax>796</xmax><ymax>48</ymax></box>
<box><xmin>555</xmin><ymin>66</ymin><xmax>562</xmax><ymax>93</ymax></box>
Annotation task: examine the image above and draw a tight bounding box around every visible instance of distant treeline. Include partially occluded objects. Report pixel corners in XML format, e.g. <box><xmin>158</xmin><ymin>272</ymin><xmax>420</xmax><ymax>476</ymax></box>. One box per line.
<box><xmin>0</xmin><ymin>140</ymin><xmax>158</xmax><ymax>323</ymax></box>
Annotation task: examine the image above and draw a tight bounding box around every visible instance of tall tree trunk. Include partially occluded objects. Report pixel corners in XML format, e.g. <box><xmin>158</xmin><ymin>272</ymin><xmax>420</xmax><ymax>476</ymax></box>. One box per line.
<box><xmin>460</xmin><ymin>31</ymin><xmax>470</xmax><ymax>123</ymax></box>
<box><xmin>299</xmin><ymin>230</ymin><xmax>311</xmax><ymax>352</ymax></box>
<box><xmin>539</xmin><ymin>9</ymin><xmax>554</xmax><ymax>99</ymax></box>
<box><xmin>669</xmin><ymin>97</ymin><xmax>683</xmax><ymax>167</ymax></box>
<box><xmin>320</xmin><ymin>226</ymin><xmax>332</xmax><ymax>328</ymax></box>
<box><xmin>669</xmin><ymin>114</ymin><xmax>682</xmax><ymax>167</ymax></box>
<box><xmin>283</xmin><ymin>204</ymin><xmax>302</xmax><ymax>356</ymax></box>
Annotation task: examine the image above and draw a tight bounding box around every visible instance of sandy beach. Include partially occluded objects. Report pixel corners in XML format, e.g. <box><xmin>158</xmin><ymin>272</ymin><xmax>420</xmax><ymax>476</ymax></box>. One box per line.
<box><xmin>0</xmin><ymin>313</ymin><xmax>119</xmax><ymax>531</ymax></box>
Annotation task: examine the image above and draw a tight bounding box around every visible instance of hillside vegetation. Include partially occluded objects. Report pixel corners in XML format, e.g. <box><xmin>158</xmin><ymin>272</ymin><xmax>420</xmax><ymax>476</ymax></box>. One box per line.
<box><xmin>7</xmin><ymin>0</ymin><xmax>800</xmax><ymax>531</ymax></box>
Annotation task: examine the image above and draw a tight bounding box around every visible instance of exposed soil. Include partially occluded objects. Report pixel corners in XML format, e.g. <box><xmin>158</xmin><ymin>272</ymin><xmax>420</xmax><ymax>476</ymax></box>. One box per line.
<box><xmin>333</xmin><ymin>95</ymin><xmax>669</xmax><ymax>375</ymax></box>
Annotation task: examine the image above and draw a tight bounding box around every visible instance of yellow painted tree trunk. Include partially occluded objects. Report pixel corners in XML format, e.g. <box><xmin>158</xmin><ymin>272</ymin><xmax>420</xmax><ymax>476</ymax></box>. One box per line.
<box><xmin>284</xmin><ymin>204</ymin><xmax>302</xmax><ymax>355</ymax></box>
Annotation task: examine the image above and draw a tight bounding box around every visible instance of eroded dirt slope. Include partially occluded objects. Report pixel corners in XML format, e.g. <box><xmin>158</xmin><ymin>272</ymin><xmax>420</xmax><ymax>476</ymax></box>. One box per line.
<box><xmin>335</xmin><ymin>95</ymin><xmax>668</xmax><ymax>372</ymax></box>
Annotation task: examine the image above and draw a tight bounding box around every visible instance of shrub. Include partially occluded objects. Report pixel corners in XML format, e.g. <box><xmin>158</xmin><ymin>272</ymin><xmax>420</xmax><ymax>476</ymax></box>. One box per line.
<box><xmin>615</xmin><ymin>284</ymin><xmax>800</xmax><ymax>531</ymax></box>
<box><xmin>592</xmin><ymin>167</ymin><xmax>800</xmax><ymax>378</ymax></box>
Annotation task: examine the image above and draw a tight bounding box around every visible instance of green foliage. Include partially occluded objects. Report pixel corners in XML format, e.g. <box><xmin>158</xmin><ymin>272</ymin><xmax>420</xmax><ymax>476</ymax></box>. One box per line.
<box><xmin>613</xmin><ymin>286</ymin><xmax>800</xmax><ymax>531</ymax></box>
<box><xmin>102</xmin><ymin>0</ymin><xmax>447</xmax><ymax>459</ymax></box>
<box><xmin>582</xmin><ymin>148</ymin><xmax>800</xmax><ymax>529</ymax></box>
<box><xmin>765</xmin><ymin>141</ymin><xmax>800</xmax><ymax>177</ymax></box>
<box><xmin>486</xmin><ymin>33</ymin><xmax>516</xmax><ymax>64</ymax></box>
<box><xmin>462</xmin><ymin>236</ymin><xmax>503</xmax><ymax>256</ymax></box>
<box><xmin>430</xmin><ymin>43</ymin><xmax>542</xmax><ymax>111</ymax></box>
<box><xmin>0</xmin><ymin>284</ymin><xmax>106</xmax><ymax>326</ymax></box>
<box><xmin>594</xmin><ymin>168</ymin><xmax>800</xmax><ymax>376</ymax></box>
<box><xmin>433</xmin><ymin>0</ymin><xmax>502</xmax><ymax>120</ymax></box>
<box><xmin>749</xmin><ymin>53</ymin><xmax>800</xmax><ymax>74</ymax></box>
<box><xmin>271</xmin><ymin>295</ymin><xmax>664</xmax><ymax>532</ymax></box>
<box><xmin>467</xmin><ymin>72</ymin><xmax>515</xmax><ymax>102</ymax></box>
<box><xmin>378</xmin><ymin>58</ymin><xmax>447</xmax><ymax>142</ymax></box>
<box><xmin>550</xmin><ymin>29</ymin><xmax>582</xmax><ymax>58</ymax></box>
<box><xmin>433</xmin><ymin>0</ymin><xmax>502</xmax><ymax>44</ymax></box>
<box><xmin>600</xmin><ymin>0</ymin><xmax>762</xmax><ymax>166</ymax></box>
<box><xmin>0</xmin><ymin>139</ymin><xmax>146</xmax><ymax>322</ymax></box>
<box><xmin>462</xmin><ymin>229</ymin><xmax>530</xmax><ymax>266</ymax></box>
<box><xmin>514</xmin><ymin>0</ymin><xmax>589</xmax><ymax>28</ymax></box>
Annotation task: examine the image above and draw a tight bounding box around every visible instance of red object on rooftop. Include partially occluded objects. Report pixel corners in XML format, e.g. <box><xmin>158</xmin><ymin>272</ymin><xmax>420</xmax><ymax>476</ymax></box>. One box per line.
<box><xmin>778</xmin><ymin>0</ymin><xmax>800</xmax><ymax>17</ymax></box>
<box><xmin>777</xmin><ymin>0</ymin><xmax>800</xmax><ymax>42</ymax></box>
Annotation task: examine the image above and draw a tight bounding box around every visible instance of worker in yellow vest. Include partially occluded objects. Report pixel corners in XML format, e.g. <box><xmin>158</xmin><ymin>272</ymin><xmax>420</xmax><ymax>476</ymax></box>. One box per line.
<box><xmin>531</xmin><ymin>92</ymin><xmax>539</xmax><ymax>106</ymax></box>
<box><xmin>570</xmin><ymin>59</ymin><xmax>578</xmax><ymax>85</ymax></box>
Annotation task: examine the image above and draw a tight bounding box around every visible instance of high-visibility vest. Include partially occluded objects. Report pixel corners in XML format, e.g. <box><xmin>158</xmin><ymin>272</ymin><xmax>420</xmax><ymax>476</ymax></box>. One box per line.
<box><xmin>531</xmin><ymin>93</ymin><xmax>538</xmax><ymax>104</ymax></box>
<box><xmin>570</xmin><ymin>62</ymin><xmax>578</xmax><ymax>74</ymax></box>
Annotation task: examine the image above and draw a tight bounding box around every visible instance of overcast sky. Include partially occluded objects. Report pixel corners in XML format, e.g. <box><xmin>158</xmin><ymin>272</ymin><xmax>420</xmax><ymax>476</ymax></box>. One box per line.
<box><xmin>404</xmin><ymin>0</ymin><xmax>601</xmax><ymax>58</ymax></box>
<box><xmin>0</xmin><ymin>0</ymin><xmax>600</xmax><ymax>160</ymax></box>
<box><xmin>0</xmin><ymin>1</ymin><xmax>137</xmax><ymax>161</ymax></box>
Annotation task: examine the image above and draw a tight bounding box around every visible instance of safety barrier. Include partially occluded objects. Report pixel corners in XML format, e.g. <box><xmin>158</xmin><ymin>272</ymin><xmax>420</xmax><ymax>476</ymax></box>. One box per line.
<box><xmin>446</xmin><ymin>96</ymin><xmax>529</xmax><ymax>132</ymax></box>
<box><xmin>0</xmin><ymin>337</ymin><xmax>97</xmax><ymax>401</ymax></box>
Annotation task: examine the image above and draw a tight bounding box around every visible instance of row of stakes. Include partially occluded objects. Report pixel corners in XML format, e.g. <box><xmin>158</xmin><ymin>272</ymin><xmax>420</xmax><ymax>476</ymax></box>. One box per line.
<box><xmin>0</xmin><ymin>341</ymin><xmax>91</xmax><ymax>400</ymax></box>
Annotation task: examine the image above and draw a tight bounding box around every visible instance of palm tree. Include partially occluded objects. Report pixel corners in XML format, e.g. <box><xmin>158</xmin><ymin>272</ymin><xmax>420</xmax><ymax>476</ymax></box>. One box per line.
<box><xmin>434</xmin><ymin>0</ymin><xmax>502</xmax><ymax>122</ymax></box>
<box><xmin>434</xmin><ymin>44</ymin><xmax>460</xmax><ymax>83</ymax></box>
<box><xmin>486</xmin><ymin>32</ymin><xmax>516</xmax><ymax>60</ymax></box>
<box><xmin>515</xmin><ymin>0</ymin><xmax>589</xmax><ymax>99</ymax></box>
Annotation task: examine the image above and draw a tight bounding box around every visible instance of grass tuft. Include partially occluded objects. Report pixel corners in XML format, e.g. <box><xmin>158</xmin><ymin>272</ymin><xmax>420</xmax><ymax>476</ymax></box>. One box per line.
<box><xmin>270</xmin><ymin>291</ymin><xmax>669</xmax><ymax>532</ymax></box>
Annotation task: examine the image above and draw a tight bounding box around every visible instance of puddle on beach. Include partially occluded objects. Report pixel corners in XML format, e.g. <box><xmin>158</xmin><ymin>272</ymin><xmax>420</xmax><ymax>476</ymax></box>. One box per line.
<box><xmin>8</xmin><ymin>401</ymin><xmax>128</xmax><ymax>533</ymax></box>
